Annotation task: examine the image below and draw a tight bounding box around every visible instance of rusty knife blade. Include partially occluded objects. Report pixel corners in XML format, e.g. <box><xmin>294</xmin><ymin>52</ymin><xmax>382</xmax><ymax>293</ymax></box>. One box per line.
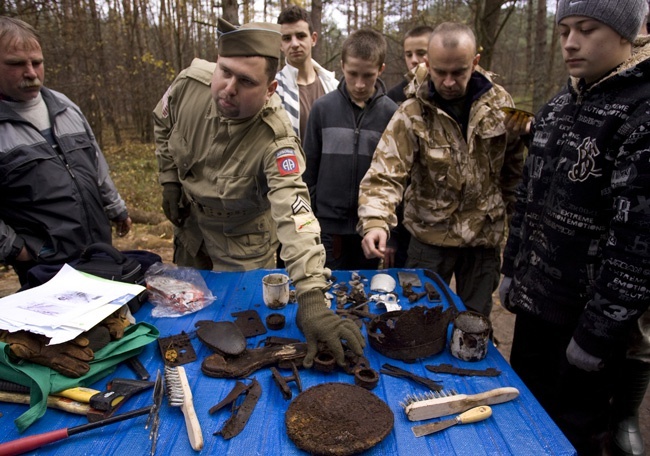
<box><xmin>412</xmin><ymin>405</ymin><xmax>492</xmax><ymax>437</ymax></box>
<box><xmin>412</xmin><ymin>416</ymin><xmax>459</xmax><ymax>436</ymax></box>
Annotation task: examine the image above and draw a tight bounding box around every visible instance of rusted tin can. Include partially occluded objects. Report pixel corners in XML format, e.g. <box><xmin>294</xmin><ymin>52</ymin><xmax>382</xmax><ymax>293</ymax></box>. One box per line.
<box><xmin>450</xmin><ymin>311</ymin><xmax>492</xmax><ymax>361</ymax></box>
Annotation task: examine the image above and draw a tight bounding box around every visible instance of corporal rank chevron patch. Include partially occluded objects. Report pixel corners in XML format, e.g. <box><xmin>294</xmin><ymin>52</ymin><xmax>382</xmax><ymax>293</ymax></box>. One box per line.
<box><xmin>291</xmin><ymin>195</ymin><xmax>312</xmax><ymax>214</ymax></box>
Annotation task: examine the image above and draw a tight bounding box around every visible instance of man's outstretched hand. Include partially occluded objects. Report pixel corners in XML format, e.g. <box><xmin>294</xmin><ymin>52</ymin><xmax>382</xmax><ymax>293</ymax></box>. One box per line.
<box><xmin>361</xmin><ymin>228</ymin><xmax>388</xmax><ymax>260</ymax></box>
<box><xmin>296</xmin><ymin>289</ymin><xmax>366</xmax><ymax>368</ymax></box>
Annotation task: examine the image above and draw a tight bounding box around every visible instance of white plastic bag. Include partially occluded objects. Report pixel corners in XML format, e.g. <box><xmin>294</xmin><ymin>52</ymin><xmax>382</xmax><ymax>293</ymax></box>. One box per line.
<box><xmin>145</xmin><ymin>262</ymin><xmax>216</xmax><ymax>317</ymax></box>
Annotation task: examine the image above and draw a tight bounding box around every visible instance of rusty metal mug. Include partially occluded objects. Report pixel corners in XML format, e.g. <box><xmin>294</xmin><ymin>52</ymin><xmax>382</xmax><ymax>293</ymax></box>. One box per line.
<box><xmin>262</xmin><ymin>273</ymin><xmax>290</xmax><ymax>309</ymax></box>
<box><xmin>449</xmin><ymin>311</ymin><xmax>492</xmax><ymax>362</ymax></box>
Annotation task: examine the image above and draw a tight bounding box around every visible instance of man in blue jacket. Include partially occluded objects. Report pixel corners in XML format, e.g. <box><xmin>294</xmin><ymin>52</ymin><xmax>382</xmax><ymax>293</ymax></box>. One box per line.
<box><xmin>0</xmin><ymin>16</ymin><xmax>131</xmax><ymax>285</ymax></box>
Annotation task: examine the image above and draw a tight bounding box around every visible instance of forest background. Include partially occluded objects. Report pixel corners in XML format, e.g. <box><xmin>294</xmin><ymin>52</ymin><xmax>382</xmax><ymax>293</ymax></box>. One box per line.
<box><xmin>1</xmin><ymin>0</ymin><xmax>565</xmax><ymax>148</ymax></box>
<box><xmin>0</xmin><ymin>0</ymin><xmax>566</xmax><ymax>230</ymax></box>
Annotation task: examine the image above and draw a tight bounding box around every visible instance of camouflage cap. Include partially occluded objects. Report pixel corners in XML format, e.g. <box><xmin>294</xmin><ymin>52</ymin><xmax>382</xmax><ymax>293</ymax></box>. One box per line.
<box><xmin>217</xmin><ymin>18</ymin><xmax>281</xmax><ymax>59</ymax></box>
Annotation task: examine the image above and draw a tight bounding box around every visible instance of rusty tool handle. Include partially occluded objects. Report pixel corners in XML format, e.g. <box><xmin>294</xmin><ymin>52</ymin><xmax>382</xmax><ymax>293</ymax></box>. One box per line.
<box><xmin>127</xmin><ymin>356</ymin><xmax>150</xmax><ymax>380</ymax></box>
<box><xmin>0</xmin><ymin>406</ymin><xmax>152</xmax><ymax>456</ymax></box>
<box><xmin>0</xmin><ymin>391</ymin><xmax>89</xmax><ymax>416</ymax></box>
<box><xmin>425</xmin><ymin>363</ymin><xmax>501</xmax><ymax>377</ymax></box>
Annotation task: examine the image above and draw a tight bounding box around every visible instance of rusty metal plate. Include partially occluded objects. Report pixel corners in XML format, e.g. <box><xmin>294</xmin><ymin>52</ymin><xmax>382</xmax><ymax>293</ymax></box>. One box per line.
<box><xmin>231</xmin><ymin>310</ymin><xmax>267</xmax><ymax>338</ymax></box>
<box><xmin>285</xmin><ymin>382</ymin><xmax>393</xmax><ymax>456</ymax></box>
<box><xmin>157</xmin><ymin>331</ymin><xmax>197</xmax><ymax>366</ymax></box>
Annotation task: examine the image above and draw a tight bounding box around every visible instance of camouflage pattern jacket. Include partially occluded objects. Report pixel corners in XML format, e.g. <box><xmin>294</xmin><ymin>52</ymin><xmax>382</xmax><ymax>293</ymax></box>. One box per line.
<box><xmin>358</xmin><ymin>64</ymin><xmax>524</xmax><ymax>248</ymax></box>
<box><xmin>502</xmin><ymin>37</ymin><xmax>650</xmax><ymax>360</ymax></box>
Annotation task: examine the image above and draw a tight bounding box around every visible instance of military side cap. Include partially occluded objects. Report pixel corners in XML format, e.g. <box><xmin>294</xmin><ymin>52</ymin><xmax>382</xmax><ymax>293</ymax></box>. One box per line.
<box><xmin>217</xmin><ymin>17</ymin><xmax>281</xmax><ymax>59</ymax></box>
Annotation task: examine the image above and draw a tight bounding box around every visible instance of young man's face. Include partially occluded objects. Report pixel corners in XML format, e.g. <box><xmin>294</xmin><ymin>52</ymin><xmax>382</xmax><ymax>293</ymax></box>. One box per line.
<box><xmin>280</xmin><ymin>20</ymin><xmax>317</xmax><ymax>68</ymax></box>
<box><xmin>211</xmin><ymin>55</ymin><xmax>277</xmax><ymax>120</ymax></box>
<box><xmin>341</xmin><ymin>56</ymin><xmax>384</xmax><ymax>106</ymax></box>
<box><xmin>403</xmin><ymin>35</ymin><xmax>429</xmax><ymax>70</ymax></box>
<box><xmin>426</xmin><ymin>34</ymin><xmax>479</xmax><ymax>100</ymax></box>
<box><xmin>558</xmin><ymin>16</ymin><xmax>632</xmax><ymax>84</ymax></box>
<box><xmin>0</xmin><ymin>38</ymin><xmax>44</xmax><ymax>102</ymax></box>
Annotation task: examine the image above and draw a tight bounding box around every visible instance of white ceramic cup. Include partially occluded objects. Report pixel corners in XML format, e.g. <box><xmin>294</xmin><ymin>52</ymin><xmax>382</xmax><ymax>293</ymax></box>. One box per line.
<box><xmin>262</xmin><ymin>273</ymin><xmax>290</xmax><ymax>309</ymax></box>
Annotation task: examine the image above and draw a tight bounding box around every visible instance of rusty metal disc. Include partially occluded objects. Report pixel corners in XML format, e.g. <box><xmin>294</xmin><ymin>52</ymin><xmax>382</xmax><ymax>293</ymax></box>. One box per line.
<box><xmin>285</xmin><ymin>382</ymin><xmax>393</xmax><ymax>456</ymax></box>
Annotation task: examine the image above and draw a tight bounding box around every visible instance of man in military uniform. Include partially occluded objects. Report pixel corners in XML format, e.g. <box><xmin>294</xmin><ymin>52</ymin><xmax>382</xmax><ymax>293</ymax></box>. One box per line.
<box><xmin>358</xmin><ymin>22</ymin><xmax>525</xmax><ymax>317</ymax></box>
<box><xmin>153</xmin><ymin>19</ymin><xmax>363</xmax><ymax>368</ymax></box>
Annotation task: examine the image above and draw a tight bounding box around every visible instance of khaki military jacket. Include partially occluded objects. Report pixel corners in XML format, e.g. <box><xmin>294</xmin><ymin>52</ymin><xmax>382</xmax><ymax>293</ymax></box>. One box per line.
<box><xmin>153</xmin><ymin>58</ymin><xmax>328</xmax><ymax>294</ymax></box>
<box><xmin>358</xmin><ymin>64</ymin><xmax>524</xmax><ymax>248</ymax></box>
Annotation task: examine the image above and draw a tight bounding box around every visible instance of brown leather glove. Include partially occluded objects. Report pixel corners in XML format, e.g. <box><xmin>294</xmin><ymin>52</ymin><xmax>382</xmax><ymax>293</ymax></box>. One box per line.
<box><xmin>99</xmin><ymin>310</ymin><xmax>132</xmax><ymax>340</ymax></box>
<box><xmin>0</xmin><ymin>330</ymin><xmax>94</xmax><ymax>378</ymax></box>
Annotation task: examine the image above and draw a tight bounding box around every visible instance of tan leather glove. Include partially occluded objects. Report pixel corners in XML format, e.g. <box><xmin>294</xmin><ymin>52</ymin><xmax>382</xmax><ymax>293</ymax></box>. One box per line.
<box><xmin>0</xmin><ymin>330</ymin><xmax>94</xmax><ymax>378</ymax></box>
<box><xmin>296</xmin><ymin>289</ymin><xmax>366</xmax><ymax>369</ymax></box>
<box><xmin>99</xmin><ymin>309</ymin><xmax>132</xmax><ymax>340</ymax></box>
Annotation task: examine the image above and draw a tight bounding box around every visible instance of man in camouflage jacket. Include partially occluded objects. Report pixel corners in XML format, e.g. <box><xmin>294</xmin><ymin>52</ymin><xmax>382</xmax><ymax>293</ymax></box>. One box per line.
<box><xmin>358</xmin><ymin>22</ymin><xmax>524</xmax><ymax>316</ymax></box>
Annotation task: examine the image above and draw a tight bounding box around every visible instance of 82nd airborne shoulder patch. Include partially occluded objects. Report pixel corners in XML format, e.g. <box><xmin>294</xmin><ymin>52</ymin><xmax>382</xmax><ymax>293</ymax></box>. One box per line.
<box><xmin>275</xmin><ymin>148</ymin><xmax>300</xmax><ymax>176</ymax></box>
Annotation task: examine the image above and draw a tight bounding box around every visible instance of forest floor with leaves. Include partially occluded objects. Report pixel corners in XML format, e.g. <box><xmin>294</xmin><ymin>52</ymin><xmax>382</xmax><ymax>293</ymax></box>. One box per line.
<box><xmin>0</xmin><ymin>139</ymin><xmax>648</xmax><ymax>449</ymax></box>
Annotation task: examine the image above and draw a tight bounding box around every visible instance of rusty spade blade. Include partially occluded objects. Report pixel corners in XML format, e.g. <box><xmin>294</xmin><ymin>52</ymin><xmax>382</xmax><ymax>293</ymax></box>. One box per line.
<box><xmin>397</xmin><ymin>271</ymin><xmax>422</xmax><ymax>288</ymax></box>
<box><xmin>412</xmin><ymin>406</ymin><xmax>492</xmax><ymax>437</ymax></box>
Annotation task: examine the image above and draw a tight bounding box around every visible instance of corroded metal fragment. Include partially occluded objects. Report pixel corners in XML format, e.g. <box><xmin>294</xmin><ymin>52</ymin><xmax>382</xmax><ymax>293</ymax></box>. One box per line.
<box><xmin>367</xmin><ymin>305</ymin><xmax>456</xmax><ymax>362</ymax></box>
<box><xmin>195</xmin><ymin>320</ymin><xmax>246</xmax><ymax>356</ymax></box>
<box><xmin>285</xmin><ymin>383</ymin><xmax>393</xmax><ymax>456</ymax></box>
<box><xmin>202</xmin><ymin>343</ymin><xmax>307</xmax><ymax>378</ymax></box>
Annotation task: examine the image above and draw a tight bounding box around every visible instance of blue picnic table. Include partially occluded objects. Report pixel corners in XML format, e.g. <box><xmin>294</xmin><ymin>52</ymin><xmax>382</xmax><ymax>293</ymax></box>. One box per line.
<box><xmin>0</xmin><ymin>268</ymin><xmax>575</xmax><ymax>455</ymax></box>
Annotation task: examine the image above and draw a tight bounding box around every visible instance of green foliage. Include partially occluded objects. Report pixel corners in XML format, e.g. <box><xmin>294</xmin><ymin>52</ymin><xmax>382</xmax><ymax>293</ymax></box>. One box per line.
<box><xmin>103</xmin><ymin>141</ymin><xmax>161</xmax><ymax>213</ymax></box>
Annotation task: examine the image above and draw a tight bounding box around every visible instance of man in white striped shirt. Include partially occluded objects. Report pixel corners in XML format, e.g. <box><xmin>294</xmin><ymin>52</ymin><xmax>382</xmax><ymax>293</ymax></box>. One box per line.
<box><xmin>275</xmin><ymin>5</ymin><xmax>337</xmax><ymax>144</ymax></box>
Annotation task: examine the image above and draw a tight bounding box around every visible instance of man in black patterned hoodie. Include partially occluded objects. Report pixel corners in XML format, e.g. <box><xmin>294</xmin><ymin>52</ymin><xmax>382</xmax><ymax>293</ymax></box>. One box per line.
<box><xmin>499</xmin><ymin>0</ymin><xmax>650</xmax><ymax>454</ymax></box>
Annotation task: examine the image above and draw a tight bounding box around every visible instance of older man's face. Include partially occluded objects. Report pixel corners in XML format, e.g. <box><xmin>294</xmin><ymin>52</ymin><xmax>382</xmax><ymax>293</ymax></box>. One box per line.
<box><xmin>426</xmin><ymin>34</ymin><xmax>479</xmax><ymax>101</ymax></box>
<box><xmin>211</xmin><ymin>55</ymin><xmax>277</xmax><ymax>120</ymax></box>
<box><xmin>0</xmin><ymin>38</ymin><xmax>44</xmax><ymax>102</ymax></box>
